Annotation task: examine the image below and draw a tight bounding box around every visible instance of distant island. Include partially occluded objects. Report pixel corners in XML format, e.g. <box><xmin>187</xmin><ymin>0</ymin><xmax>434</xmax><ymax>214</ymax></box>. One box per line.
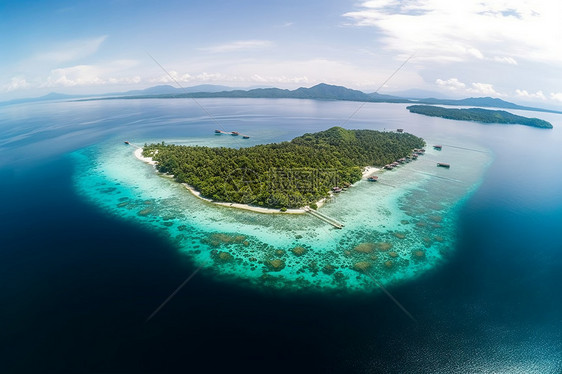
<box><xmin>140</xmin><ymin>127</ymin><xmax>425</xmax><ymax>210</ymax></box>
<box><xmin>5</xmin><ymin>83</ymin><xmax>562</xmax><ymax>115</ymax></box>
<box><xmin>72</xmin><ymin>83</ymin><xmax>561</xmax><ymax>114</ymax></box>
<box><xmin>407</xmin><ymin>105</ymin><xmax>553</xmax><ymax>129</ymax></box>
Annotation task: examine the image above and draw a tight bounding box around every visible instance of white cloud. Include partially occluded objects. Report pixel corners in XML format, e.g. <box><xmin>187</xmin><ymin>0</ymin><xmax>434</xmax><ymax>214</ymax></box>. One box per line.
<box><xmin>40</xmin><ymin>60</ymin><xmax>142</xmax><ymax>88</ymax></box>
<box><xmin>143</xmin><ymin>55</ymin><xmax>425</xmax><ymax>91</ymax></box>
<box><xmin>250</xmin><ymin>74</ymin><xmax>309</xmax><ymax>84</ymax></box>
<box><xmin>152</xmin><ymin>70</ymin><xmax>193</xmax><ymax>84</ymax></box>
<box><xmin>108</xmin><ymin>76</ymin><xmax>142</xmax><ymax>85</ymax></box>
<box><xmin>151</xmin><ymin>71</ymin><xmax>242</xmax><ymax>84</ymax></box>
<box><xmin>468</xmin><ymin>82</ymin><xmax>504</xmax><ymax>96</ymax></box>
<box><xmin>42</xmin><ymin>65</ymin><xmax>105</xmax><ymax>87</ymax></box>
<box><xmin>35</xmin><ymin>36</ymin><xmax>108</xmax><ymax>63</ymax></box>
<box><xmin>516</xmin><ymin>89</ymin><xmax>546</xmax><ymax>100</ymax></box>
<box><xmin>436</xmin><ymin>78</ymin><xmax>504</xmax><ymax>96</ymax></box>
<box><xmin>468</xmin><ymin>48</ymin><xmax>484</xmax><ymax>60</ymax></box>
<box><xmin>549</xmin><ymin>92</ymin><xmax>562</xmax><ymax>102</ymax></box>
<box><xmin>201</xmin><ymin>40</ymin><xmax>274</xmax><ymax>53</ymax></box>
<box><xmin>436</xmin><ymin>78</ymin><xmax>466</xmax><ymax>90</ymax></box>
<box><xmin>151</xmin><ymin>70</ymin><xmax>309</xmax><ymax>86</ymax></box>
<box><xmin>195</xmin><ymin>72</ymin><xmax>229</xmax><ymax>82</ymax></box>
<box><xmin>2</xmin><ymin>76</ymin><xmax>29</xmax><ymax>92</ymax></box>
<box><xmin>493</xmin><ymin>56</ymin><xmax>518</xmax><ymax>65</ymax></box>
<box><xmin>343</xmin><ymin>0</ymin><xmax>562</xmax><ymax>64</ymax></box>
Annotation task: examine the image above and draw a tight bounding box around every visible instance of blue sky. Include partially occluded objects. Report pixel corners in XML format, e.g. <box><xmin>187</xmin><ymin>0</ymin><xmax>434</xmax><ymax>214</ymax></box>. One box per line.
<box><xmin>2</xmin><ymin>0</ymin><xmax>562</xmax><ymax>108</ymax></box>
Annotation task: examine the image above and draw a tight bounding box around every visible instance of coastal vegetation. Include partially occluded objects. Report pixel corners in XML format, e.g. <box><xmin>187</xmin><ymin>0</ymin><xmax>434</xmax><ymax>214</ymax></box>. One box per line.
<box><xmin>142</xmin><ymin>127</ymin><xmax>425</xmax><ymax>209</ymax></box>
<box><xmin>407</xmin><ymin>105</ymin><xmax>553</xmax><ymax>129</ymax></box>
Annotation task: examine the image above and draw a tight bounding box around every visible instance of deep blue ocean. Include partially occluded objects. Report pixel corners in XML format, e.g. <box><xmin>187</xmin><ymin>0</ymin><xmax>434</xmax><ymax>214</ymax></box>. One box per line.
<box><xmin>1</xmin><ymin>98</ymin><xmax>561</xmax><ymax>373</ymax></box>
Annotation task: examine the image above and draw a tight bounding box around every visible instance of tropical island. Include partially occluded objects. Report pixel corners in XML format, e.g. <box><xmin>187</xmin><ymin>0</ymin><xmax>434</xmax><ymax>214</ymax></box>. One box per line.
<box><xmin>407</xmin><ymin>105</ymin><xmax>553</xmax><ymax>129</ymax></box>
<box><xmin>141</xmin><ymin>127</ymin><xmax>425</xmax><ymax>210</ymax></box>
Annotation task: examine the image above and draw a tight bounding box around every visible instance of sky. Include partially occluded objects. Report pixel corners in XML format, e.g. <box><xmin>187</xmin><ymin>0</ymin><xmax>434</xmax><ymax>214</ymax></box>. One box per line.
<box><xmin>2</xmin><ymin>0</ymin><xmax>562</xmax><ymax>108</ymax></box>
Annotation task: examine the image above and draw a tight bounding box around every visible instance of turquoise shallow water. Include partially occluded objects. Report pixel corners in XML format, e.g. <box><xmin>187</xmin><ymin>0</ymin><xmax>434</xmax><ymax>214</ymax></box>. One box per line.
<box><xmin>3</xmin><ymin>98</ymin><xmax>562</xmax><ymax>372</ymax></box>
<box><xmin>73</xmin><ymin>125</ymin><xmax>491</xmax><ymax>291</ymax></box>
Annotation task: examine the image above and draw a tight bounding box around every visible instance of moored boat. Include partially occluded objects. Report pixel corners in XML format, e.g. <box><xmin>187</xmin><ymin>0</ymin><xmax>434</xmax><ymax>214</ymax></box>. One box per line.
<box><xmin>124</xmin><ymin>141</ymin><xmax>130</xmax><ymax>145</ymax></box>
<box><xmin>242</xmin><ymin>135</ymin><xmax>250</xmax><ymax>139</ymax></box>
<box><xmin>231</xmin><ymin>131</ymin><xmax>239</xmax><ymax>136</ymax></box>
<box><xmin>215</xmin><ymin>129</ymin><xmax>222</xmax><ymax>133</ymax></box>
<box><xmin>367</xmin><ymin>176</ymin><xmax>379</xmax><ymax>182</ymax></box>
<box><xmin>437</xmin><ymin>162</ymin><xmax>450</xmax><ymax>168</ymax></box>
<box><xmin>433</xmin><ymin>145</ymin><xmax>442</xmax><ymax>150</ymax></box>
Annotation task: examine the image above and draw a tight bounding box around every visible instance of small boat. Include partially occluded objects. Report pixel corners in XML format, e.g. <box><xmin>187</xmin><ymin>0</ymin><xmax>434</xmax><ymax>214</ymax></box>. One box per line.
<box><xmin>124</xmin><ymin>141</ymin><xmax>130</xmax><ymax>145</ymax></box>
<box><xmin>437</xmin><ymin>162</ymin><xmax>450</xmax><ymax>168</ymax></box>
<box><xmin>433</xmin><ymin>145</ymin><xmax>442</xmax><ymax>150</ymax></box>
<box><xmin>332</xmin><ymin>187</ymin><xmax>343</xmax><ymax>193</ymax></box>
<box><xmin>242</xmin><ymin>135</ymin><xmax>250</xmax><ymax>139</ymax></box>
<box><xmin>215</xmin><ymin>129</ymin><xmax>222</xmax><ymax>133</ymax></box>
<box><xmin>367</xmin><ymin>176</ymin><xmax>379</xmax><ymax>182</ymax></box>
<box><xmin>231</xmin><ymin>131</ymin><xmax>239</xmax><ymax>136</ymax></box>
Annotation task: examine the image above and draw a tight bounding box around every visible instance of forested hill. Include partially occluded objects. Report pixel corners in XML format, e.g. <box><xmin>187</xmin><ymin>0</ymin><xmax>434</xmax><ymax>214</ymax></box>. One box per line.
<box><xmin>407</xmin><ymin>105</ymin><xmax>553</xmax><ymax>129</ymax></box>
<box><xmin>143</xmin><ymin>127</ymin><xmax>425</xmax><ymax>209</ymax></box>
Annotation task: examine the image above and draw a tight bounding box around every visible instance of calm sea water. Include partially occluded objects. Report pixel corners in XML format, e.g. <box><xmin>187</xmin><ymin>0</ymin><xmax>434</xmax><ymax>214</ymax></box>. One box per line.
<box><xmin>1</xmin><ymin>98</ymin><xmax>561</xmax><ymax>373</ymax></box>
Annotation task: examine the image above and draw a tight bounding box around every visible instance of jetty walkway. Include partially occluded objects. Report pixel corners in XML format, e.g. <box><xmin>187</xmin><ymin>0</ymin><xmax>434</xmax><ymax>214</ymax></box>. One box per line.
<box><xmin>304</xmin><ymin>207</ymin><xmax>344</xmax><ymax>229</ymax></box>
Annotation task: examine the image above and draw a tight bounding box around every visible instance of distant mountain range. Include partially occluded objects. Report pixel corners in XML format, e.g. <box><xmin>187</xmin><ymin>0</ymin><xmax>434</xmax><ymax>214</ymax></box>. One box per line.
<box><xmin>3</xmin><ymin>83</ymin><xmax>561</xmax><ymax>114</ymax></box>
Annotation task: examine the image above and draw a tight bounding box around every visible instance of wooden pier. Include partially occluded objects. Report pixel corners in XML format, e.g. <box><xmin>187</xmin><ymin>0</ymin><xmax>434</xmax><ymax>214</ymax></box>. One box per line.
<box><xmin>215</xmin><ymin>129</ymin><xmax>250</xmax><ymax>138</ymax></box>
<box><xmin>305</xmin><ymin>207</ymin><xmax>344</xmax><ymax>229</ymax></box>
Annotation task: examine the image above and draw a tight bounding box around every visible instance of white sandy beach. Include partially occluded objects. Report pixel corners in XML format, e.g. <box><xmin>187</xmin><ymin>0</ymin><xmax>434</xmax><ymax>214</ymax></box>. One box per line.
<box><xmin>362</xmin><ymin>166</ymin><xmax>380</xmax><ymax>178</ymax></box>
<box><xmin>134</xmin><ymin>147</ymin><xmax>158</xmax><ymax>166</ymax></box>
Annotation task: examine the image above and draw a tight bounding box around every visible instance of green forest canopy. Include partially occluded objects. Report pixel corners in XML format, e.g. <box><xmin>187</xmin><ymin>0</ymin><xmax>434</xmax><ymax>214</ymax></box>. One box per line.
<box><xmin>407</xmin><ymin>105</ymin><xmax>553</xmax><ymax>129</ymax></box>
<box><xmin>143</xmin><ymin>127</ymin><xmax>425</xmax><ymax>209</ymax></box>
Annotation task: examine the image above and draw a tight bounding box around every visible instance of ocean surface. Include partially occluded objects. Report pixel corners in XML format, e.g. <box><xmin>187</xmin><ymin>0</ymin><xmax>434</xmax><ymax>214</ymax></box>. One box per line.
<box><xmin>1</xmin><ymin>98</ymin><xmax>561</xmax><ymax>373</ymax></box>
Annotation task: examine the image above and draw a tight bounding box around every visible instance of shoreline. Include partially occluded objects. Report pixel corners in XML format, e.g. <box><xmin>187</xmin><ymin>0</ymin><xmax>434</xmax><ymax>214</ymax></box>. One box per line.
<box><xmin>134</xmin><ymin>147</ymin><xmax>380</xmax><ymax>215</ymax></box>
<box><xmin>133</xmin><ymin>147</ymin><xmax>306</xmax><ymax>214</ymax></box>
<box><xmin>134</xmin><ymin>147</ymin><xmax>158</xmax><ymax>166</ymax></box>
